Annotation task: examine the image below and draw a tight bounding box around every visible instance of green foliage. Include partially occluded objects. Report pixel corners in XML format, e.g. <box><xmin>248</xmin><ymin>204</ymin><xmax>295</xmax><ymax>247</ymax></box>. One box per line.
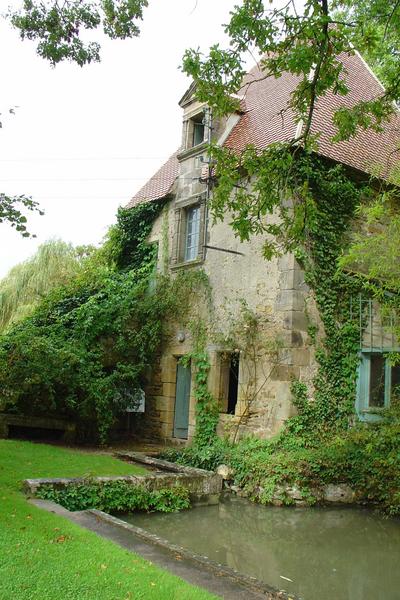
<box><xmin>0</xmin><ymin>275</ymin><xmax>169</xmax><ymax>442</ymax></box>
<box><xmin>183</xmin><ymin>0</ymin><xmax>399</xmax><ymax>144</ymax></box>
<box><xmin>0</xmin><ymin>239</ymin><xmax>91</xmax><ymax>332</ymax></box>
<box><xmin>103</xmin><ymin>202</ymin><xmax>164</xmax><ymax>272</ymax></box>
<box><xmin>161</xmin><ymin>438</ymin><xmax>228</xmax><ymax>472</ymax></box>
<box><xmin>291</xmin><ymin>161</ymin><xmax>365</xmax><ymax>432</ymax></box>
<box><xmin>9</xmin><ymin>0</ymin><xmax>148</xmax><ymax>66</ymax></box>
<box><xmin>208</xmin><ymin>142</ymin><xmax>303</xmax><ymax>257</ymax></box>
<box><xmin>339</xmin><ymin>194</ymin><xmax>400</xmax><ymax>345</ymax></box>
<box><xmin>0</xmin><ymin>193</ymin><xmax>44</xmax><ymax>237</ymax></box>
<box><xmin>208</xmin><ymin>146</ymin><xmax>368</xmax><ymax>261</ymax></box>
<box><xmin>181</xmin><ymin>321</ymin><xmax>220</xmax><ymax>449</ymax></box>
<box><xmin>0</xmin><ymin>201</ymin><xmax>170</xmax><ymax>442</ymax></box>
<box><xmin>0</xmin><ymin>203</ymin><xmax>218</xmax><ymax>443</ymax></box>
<box><xmin>333</xmin><ymin>2</ymin><xmax>400</xmax><ymax>91</ymax></box>
<box><xmin>37</xmin><ymin>480</ymin><xmax>190</xmax><ymax>513</ymax></box>
<box><xmin>166</xmin><ymin>412</ymin><xmax>400</xmax><ymax>514</ymax></box>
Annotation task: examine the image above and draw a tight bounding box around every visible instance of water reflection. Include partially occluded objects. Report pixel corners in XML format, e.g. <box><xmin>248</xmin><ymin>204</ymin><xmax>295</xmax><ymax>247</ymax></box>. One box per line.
<box><xmin>123</xmin><ymin>495</ymin><xmax>400</xmax><ymax>600</ymax></box>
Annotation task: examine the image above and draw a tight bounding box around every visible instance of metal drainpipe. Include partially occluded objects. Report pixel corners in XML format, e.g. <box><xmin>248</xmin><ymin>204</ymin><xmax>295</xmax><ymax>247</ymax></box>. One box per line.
<box><xmin>202</xmin><ymin>106</ymin><xmax>213</xmax><ymax>261</ymax></box>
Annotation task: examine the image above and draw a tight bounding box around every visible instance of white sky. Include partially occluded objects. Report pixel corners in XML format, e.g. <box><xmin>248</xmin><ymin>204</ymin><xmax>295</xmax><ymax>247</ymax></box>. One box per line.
<box><xmin>0</xmin><ymin>0</ymin><xmax>238</xmax><ymax>277</ymax></box>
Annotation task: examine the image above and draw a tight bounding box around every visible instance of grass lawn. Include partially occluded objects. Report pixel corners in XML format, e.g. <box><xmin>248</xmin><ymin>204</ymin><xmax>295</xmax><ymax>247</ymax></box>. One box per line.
<box><xmin>0</xmin><ymin>440</ymin><xmax>217</xmax><ymax>600</ymax></box>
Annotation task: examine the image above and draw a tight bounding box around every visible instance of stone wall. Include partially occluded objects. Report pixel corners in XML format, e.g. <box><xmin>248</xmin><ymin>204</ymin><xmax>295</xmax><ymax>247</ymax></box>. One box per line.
<box><xmin>139</xmin><ymin>99</ymin><xmax>321</xmax><ymax>444</ymax></box>
<box><xmin>24</xmin><ymin>453</ymin><xmax>223</xmax><ymax>507</ymax></box>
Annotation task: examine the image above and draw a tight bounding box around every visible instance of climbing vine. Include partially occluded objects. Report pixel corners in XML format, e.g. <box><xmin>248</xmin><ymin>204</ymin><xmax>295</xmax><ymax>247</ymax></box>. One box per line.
<box><xmin>212</xmin><ymin>299</ymin><xmax>283</xmax><ymax>442</ymax></box>
<box><xmin>104</xmin><ymin>200</ymin><xmax>165</xmax><ymax>273</ymax></box>
<box><xmin>288</xmin><ymin>159</ymin><xmax>368</xmax><ymax>436</ymax></box>
<box><xmin>209</xmin><ymin>150</ymin><xmax>371</xmax><ymax>436</ymax></box>
<box><xmin>0</xmin><ymin>200</ymin><xmax>170</xmax><ymax>443</ymax></box>
<box><xmin>182</xmin><ymin>321</ymin><xmax>220</xmax><ymax>448</ymax></box>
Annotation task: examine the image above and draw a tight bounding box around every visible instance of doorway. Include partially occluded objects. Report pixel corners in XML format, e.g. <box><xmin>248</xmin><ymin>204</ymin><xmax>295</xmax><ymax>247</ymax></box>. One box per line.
<box><xmin>173</xmin><ymin>361</ymin><xmax>191</xmax><ymax>439</ymax></box>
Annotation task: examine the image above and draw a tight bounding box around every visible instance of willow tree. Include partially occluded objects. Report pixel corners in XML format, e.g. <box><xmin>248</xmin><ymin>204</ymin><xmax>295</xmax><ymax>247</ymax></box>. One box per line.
<box><xmin>0</xmin><ymin>239</ymin><xmax>89</xmax><ymax>331</ymax></box>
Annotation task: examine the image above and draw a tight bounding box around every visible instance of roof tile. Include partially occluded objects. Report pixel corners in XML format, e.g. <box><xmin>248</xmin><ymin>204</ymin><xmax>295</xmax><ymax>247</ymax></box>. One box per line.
<box><xmin>127</xmin><ymin>52</ymin><xmax>400</xmax><ymax>208</ymax></box>
<box><xmin>226</xmin><ymin>51</ymin><xmax>400</xmax><ymax>176</ymax></box>
<box><xmin>126</xmin><ymin>150</ymin><xmax>180</xmax><ymax>208</ymax></box>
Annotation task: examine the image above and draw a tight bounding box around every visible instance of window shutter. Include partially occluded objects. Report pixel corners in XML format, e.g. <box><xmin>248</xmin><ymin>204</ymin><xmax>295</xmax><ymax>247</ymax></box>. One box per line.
<box><xmin>171</xmin><ymin>208</ymin><xmax>182</xmax><ymax>265</ymax></box>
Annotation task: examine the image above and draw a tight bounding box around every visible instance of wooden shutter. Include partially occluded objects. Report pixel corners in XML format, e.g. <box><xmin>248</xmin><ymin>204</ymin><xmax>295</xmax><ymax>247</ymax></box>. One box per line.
<box><xmin>171</xmin><ymin>207</ymin><xmax>182</xmax><ymax>265</ymax></box>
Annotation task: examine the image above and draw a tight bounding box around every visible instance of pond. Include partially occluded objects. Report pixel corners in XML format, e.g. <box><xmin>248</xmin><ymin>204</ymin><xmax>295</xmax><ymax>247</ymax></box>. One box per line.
<box><xmin>122</xmin><ymin>494</ymin><xmax>400</xmax><ymax>600</ymax></box>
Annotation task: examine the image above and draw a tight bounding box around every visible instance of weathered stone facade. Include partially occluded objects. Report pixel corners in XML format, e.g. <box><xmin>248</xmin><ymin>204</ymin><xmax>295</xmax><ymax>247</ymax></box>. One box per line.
<box><xmin>138</xmin><ymin>94</ymin><xmax>321</xmax><ymax>445</ymax></box>
<box><xmin>126</xmin><ymin>52</ymin><xmax>400</xmax><ymax>445</ymax></box>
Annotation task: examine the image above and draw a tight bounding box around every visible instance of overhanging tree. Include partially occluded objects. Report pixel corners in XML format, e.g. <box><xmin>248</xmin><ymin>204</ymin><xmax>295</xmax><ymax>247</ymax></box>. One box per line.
<box><xmin>2</xmin><ymin>0</ymin><xmax>148</xmax><ymax>235</ymax></box>
<box><xmin>178</xmin><ymin>0</ymin><xmax>400</xmax><ymax>258</ymax></box>
<box><xmin>8</xmin><ymin>0</ymin><xmax>149</xmax><ymax>66</ymax></box>
<box><xmin>183</xmin><ymin>0</ymin><xmax>400</xmax><ymax>144</ymax></box>
<box><xmin>0</xmin><ymin>193</ymin><xmax>43</xmax><ymax>238</ymax></box>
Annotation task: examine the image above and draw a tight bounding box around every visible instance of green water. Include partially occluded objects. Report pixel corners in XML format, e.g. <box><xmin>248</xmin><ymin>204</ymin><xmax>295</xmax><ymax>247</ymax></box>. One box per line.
<box><xmin>123</xmin><ymin>495</ymin><xmax>400</xmax><ymax>600</ymax></box>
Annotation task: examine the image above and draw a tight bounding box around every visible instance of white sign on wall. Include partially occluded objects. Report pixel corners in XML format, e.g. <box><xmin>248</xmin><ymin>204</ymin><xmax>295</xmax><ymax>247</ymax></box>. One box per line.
<box><xmin>126</xmin><ymin>388</ymin><xmax>145</xmax><ymax>413</ymax></box>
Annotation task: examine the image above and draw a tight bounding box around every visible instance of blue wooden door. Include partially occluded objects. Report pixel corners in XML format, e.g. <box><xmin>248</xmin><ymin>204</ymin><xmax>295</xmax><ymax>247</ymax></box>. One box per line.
<box><xmin>173</xmin><ymin>362</ymin><xmax>191</xmax><ymax>439</ymax></box>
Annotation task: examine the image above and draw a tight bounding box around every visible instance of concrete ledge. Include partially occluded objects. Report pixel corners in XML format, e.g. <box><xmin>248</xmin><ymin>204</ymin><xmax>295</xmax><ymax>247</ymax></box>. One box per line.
<box><xmin>115</xmin><ymin>450</ymin><xmax>213</xmax><ymax>476</ymax></box>
<box><xmin>23</xmin><ymin>452</ymin><xmax>223</xmax><ymax>507</ymax></box>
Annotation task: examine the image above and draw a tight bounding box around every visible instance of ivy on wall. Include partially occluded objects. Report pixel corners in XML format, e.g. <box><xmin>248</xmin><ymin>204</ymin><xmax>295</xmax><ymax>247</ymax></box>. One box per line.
<box><xmin>104</xmin><ymin>201</ymin><xmax>165</xmax><ymax>272</ymax></box>
<box><xmin>181</xmin><ymin>321</ymin><xmax>220</xmax><ymax>448</ymax></box>
<box><xmin>289</xmin><ymin>159</ymin><xmax>367</xmax><ymax>435</ymax></box>
<box><xmin>0</xmin><ymin>200</ymin><xmax>170</xmax><ymax>443</ymax></box>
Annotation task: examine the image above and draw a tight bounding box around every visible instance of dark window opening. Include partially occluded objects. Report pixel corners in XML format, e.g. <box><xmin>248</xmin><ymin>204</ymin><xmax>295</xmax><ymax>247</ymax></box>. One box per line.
<box><xmin>227</xmin><ymin>354</ymin><xmax>239</xmax><ymax>415</ymax></box>
<box><xmin>391</xmin><ymin>363</ymin><xmax>400</xmax><ymax>402</ymax></box>
<box><xmin>219</xmin><ymin>352</ymin><xmax>239</xmax><ymax>415</ymax></box>
<box><xmin>369</xmin><ymin>354</ymin><xmax>385</xmax><ymax>407</ymax></box>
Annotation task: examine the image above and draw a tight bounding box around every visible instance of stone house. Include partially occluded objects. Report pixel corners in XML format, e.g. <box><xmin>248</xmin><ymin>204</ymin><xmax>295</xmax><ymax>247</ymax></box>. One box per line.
<box><xmin>126</xmin><ymin>51</ymin><xmax>400</xmax><ymax>444</ymax></box>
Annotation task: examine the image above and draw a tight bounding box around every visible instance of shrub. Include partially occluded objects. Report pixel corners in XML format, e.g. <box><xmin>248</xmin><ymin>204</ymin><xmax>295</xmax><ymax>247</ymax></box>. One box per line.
<box><xmin>36</xmin><ymin>480</ymin><xmax>191</xmax><ymax>513</ymax></box>
<box><xmin>0</xmin><ymin>202</ymin><xmax>179</xmax><ymax>443</ymax></box>
<box><xmin>164</xmin><ymin>414</ymin><xmax>400</xmax><ymax>515</ymax></box>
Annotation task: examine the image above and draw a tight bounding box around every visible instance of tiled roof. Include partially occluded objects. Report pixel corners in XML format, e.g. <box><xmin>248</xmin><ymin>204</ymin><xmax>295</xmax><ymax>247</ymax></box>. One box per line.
<box><xmin>126</xmin><ymin>151</ymin><xmax>180</xmax><ymax>208</ymax></box>
<box><xmin>226</xmin><ymin>51</ymin><xmax>400</xmax><ymax>176</ymax></box>
<box><xmin>309</xmin><ymin>52</ymin><xmax>399</xmax><ymax>176</ymax></box>
<box><xmin>225</xmin><ymin>68</ymin><xmax>301</xmax><ymax>151</ymax></box>
<box><xmin>128</xmin><ymin>51</ymin><xmax>400</xmax><ymax>207</ymax></box>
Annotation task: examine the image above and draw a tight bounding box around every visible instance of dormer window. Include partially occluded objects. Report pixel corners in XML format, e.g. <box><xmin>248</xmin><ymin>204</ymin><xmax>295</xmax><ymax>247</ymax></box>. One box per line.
<box><xmin>183</xmin><ymin>111</ymin><xmax>206</xmax><ymax>150</ymax></box>
<box><xmin>192</xmin><ymin>114</ymin><xmax>205</xmax><ymax>147</ymax></box>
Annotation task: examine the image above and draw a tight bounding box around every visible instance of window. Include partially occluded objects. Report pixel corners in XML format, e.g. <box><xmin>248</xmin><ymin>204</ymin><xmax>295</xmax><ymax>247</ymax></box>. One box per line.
<box><xmin>171</xmin><ymin>196</ymin><xmax>206</xmax><ymax>267</ymax></box>
<box><xmin>219</xmin><ymin>353</ymin><xmax>240</xmax><ymax>415</ymax></box>
<box><xmin>184</xmin><ymin>205</ymin><xmax>201</xmax><ymax>261</ymax></box>
<box><xmin>357</xmin><ymin>353</ymin><xmax>400</xmax><ymax>420</ymax></box>
<box><xmin>186</xmin><ymin>112</ymin><xmax>205</xmax><ymax>149</ymax></box>
<box><xmin>193</xmin><ymin>118</ymin><xmax>205</xmax><ymax>146</ymax></box>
